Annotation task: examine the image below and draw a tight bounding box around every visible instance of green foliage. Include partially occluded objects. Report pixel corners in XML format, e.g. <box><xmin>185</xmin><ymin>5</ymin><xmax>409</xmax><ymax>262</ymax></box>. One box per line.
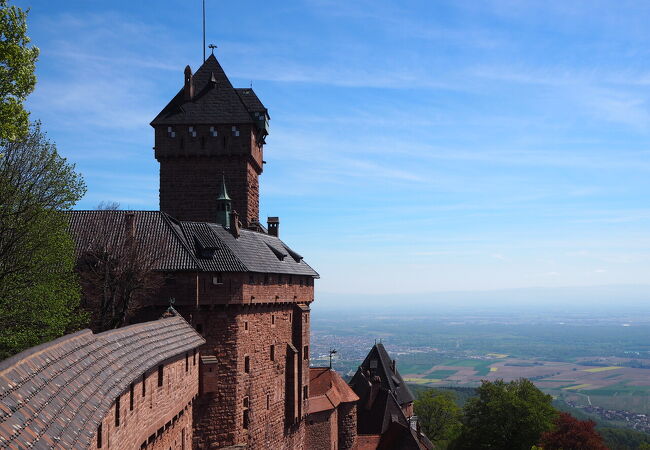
<box><xmin>415</xmin><ymin>389</ymin><xmax>462</xmax><ymax>446</ymax></box>
<box><xmin>0</xmin><ymin>0</ymin><xmax>39</xmax><ymax>141</ymax></box>
<box><xmin>452</xmin><ymin>379</ymin><xmax>558</xmax><ymax>450</ymax></box>
<box><xmin>597</xmin><ymin>427</ymin><xmax>650</xmax><ymax>450</ymax></box>
<box><xmin>0</xmin><ymin>123</ymin><xmax>86</xmax><ymax>359</ymax></box>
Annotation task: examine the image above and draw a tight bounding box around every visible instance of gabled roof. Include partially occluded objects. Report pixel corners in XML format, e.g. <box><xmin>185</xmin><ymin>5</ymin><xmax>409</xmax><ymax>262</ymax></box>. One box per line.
<box><xmin>66</xmin><ymin>210</ymin><xmax>319</xmax><ymax>277</ymax></box>
<box><xmin>0</xmin><ymin>313</ymin><xmax>204</xmax><ymax>449</ymax></box>
<box><xmin>151</xmin><ymin>54</ymin><xmax>266</xmax><ymax>126</ymax></box>
<box><xmin>307</xmin><ymin>367</ymin><xmax>359</xmax><ymax>414</ymax></box>
<box><xmin>350</xmin><ymin>343</ymin><xmax>414</xmax><ymax>407</ymax></box>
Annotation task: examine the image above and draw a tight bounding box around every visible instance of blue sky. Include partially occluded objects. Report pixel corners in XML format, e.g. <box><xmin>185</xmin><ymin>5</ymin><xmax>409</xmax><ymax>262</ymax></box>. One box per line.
<box><xmin>16</xmin><ymin>0</ymin><xmax>650</xmax><ymax>297</ymax></box>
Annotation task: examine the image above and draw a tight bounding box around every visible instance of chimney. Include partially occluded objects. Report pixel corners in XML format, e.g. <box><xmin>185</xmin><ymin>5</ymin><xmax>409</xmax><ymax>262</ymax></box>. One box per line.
<box><xmin>267</xmin><ymin>217</ymin><xmax>279</xmax><ymax>237</ymax></box>
<box><xmin>231</xmin><ymin>210</ymin><xmax>240</xmax><ymax>238</ymax></box>
<box><xmin>124</xmin><ymin>213</ymin><xmax>136</xmax><ymax>239</ymax></box>
<box><xmin>183</xmin><ymin>65</ymin><xmax>194</xmax><ymax>101</ymax></box>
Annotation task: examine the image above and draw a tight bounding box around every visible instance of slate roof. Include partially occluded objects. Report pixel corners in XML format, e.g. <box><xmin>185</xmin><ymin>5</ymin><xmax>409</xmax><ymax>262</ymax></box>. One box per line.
<box><xmin>151</xmin><ymin>54</ymin><xmax>267</xmax><ymax>126</ymax></box>
<box><xmin>66</xmin><ymin>211</ymin><xmax>319</xmax><ymax>277</ymax></box>
<box><xmin>307</xmin><ymin>368</ymin><xmax>359</xmax><ymax>414</ymax></box>
<box><xmin>350</xmin><ymin>343</ymin><xmax>414</xmax><ymax>408</ymax></box>
<box><xmin>0</xmin><ymin>312</ymin><xmax>204</xmax><ymax>449</ymax></box>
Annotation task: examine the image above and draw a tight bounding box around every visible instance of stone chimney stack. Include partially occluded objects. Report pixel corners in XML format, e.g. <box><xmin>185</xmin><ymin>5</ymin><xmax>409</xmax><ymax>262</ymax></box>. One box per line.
<box><xmin>267</xmin><ymin>217</ymin><xmax>279</xmax><ymax>237</ymax></box>
<box><xmin>231</xmin><ymin>210</ymin><xmax>240</xmax><ymax>238</ymax></box>
<box><xmin>183</xmin><ymin>65</ymin><xmax>194</xmax><ymax>101</ymax></box>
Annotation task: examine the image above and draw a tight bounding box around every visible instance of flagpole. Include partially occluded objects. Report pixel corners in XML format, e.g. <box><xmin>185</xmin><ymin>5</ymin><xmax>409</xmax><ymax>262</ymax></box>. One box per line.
<box><xmin>202</xmin><ymin>0</ymin><xmax>206</xmax><ymax>62</ymax></box>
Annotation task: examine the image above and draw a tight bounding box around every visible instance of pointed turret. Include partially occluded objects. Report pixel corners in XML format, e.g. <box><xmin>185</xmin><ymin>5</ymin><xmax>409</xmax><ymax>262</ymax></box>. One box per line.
<box><xmin>216</xmin><ymin>175</ymin><xmax>231</xmax><ymax>228</ymax></box>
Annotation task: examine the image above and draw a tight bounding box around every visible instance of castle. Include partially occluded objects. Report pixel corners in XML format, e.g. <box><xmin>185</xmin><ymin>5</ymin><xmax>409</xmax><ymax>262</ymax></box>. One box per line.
<box><xmin>0</xmin><ymin>53</ymin><xmax>431</xmax><ymax>449</ymax></box>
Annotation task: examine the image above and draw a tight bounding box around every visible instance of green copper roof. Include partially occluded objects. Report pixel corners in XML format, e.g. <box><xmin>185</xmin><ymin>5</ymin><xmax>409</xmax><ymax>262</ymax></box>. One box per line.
<box><xmin>217</xmin><ymin>175</ymin><xmax>231</xmax><ymax>201</ymax></box>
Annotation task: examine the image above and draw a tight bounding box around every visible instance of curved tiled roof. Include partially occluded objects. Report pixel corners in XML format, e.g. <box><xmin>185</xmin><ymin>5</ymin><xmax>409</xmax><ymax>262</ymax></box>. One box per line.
<box><xmin>0</xmin><ymin>314</ymin><xmax>204</xmax><ymax>449</ymax></box>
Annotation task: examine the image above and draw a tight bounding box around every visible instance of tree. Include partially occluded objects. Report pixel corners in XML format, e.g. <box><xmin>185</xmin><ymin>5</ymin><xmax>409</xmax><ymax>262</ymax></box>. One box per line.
<box><xmin>539</xmin><ymin>412</ymin><xmax>608</xmax><ymax>450</ymax></box>
<box><xmin>0</xmin><ymin>0</ymin><xmax>39</xmax><ymax>141</ymax></box>
<box><xmin>415</xmin><ymin>389</ymin><xmax>462</xmax><ymax>446</ymax></box>
<box><xmin>0</xmin><ymin>123</ymin><xmax>86</xmax><ymax>359</ymax></box>
<box><xmin>452</xmin><ymin>379</ymin><xmax>557</xmax><ymax>450</ymax></box>
<box><xmin>76</xmin><ymin>204</ymin><xmax>167</xmax><ymax>331</ymax></box>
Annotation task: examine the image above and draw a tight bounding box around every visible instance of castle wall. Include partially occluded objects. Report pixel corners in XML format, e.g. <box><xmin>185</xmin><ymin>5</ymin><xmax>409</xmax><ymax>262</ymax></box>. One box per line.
<box><xmin>306</xmin><ymin>409</ymin><xmax>338</xmax><ymax>450</ymax></box>
<box><xmin>338</xmin><ymin>403</ymin><xmax>358</xmax><ymax>450</ymax></box>
<box><xmin>192</xmin><ymin>302</ymin><xmax>311</xmax><ymax>449</ymax></box>
<box><xmin>90</xmin><ymin>352</ymin><xmax>198</xmax><ymax>450</ymax></box>
<box><xmin>156</xmin><ymin>272</ymin><xmax>314</xmax><ymax>310</ymax></box>
<box><xmin>155</xmin><ymin>124</ymin><xmax>263</xmax><ymax>226</ymax></box>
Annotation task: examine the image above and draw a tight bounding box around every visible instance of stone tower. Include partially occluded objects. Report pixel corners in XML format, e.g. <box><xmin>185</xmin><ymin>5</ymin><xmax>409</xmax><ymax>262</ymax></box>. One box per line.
<box><xmin>151</xmin><ymin>54</ymin><xmax>269</xmax><ymax>227</ymax></box>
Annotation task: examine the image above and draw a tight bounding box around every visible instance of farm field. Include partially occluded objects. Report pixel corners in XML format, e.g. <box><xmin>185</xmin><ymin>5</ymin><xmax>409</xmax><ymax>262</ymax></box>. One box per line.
<box><xmin>402</xmin><ymin>356</ymin><xmax>650</xmax><ymax>414</ymax></box>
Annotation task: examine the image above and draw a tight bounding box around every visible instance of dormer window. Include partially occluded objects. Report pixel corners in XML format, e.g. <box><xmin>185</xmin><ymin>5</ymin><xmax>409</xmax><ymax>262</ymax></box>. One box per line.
<box><xmin>167</xmin><ymin>126</ymin><xmax>176</xmax><ymax>138</ymax></box>
<box><xmin>232</xmin><ymin>126</ymin><xmax>240</xmax><ymax>137</ymax></box>
<box><xmin>189</xmin><ymin>126</ymin><xmax>197</xmax><ymax>137</ymax></box>
<box><xmin>210</xmin><ymin>126</ymin><xmax>218</xmax><ymax>137</ymax></box>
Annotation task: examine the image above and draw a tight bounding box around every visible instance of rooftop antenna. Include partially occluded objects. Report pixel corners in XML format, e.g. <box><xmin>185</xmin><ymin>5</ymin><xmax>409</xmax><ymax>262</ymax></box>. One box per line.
<box><xmin>209</xmin><ymin>43</ymin><xmax>217</xmax><ymax>55</ymax></box>
<box><xmin>329</xmin><ymin>348</ymin><xmax>337</xmax><ymax>369</ymax></box>
<box><xmin>202</xmin><ymin>0</ymin><xmax>206</xmax><ymax>62</ymax></box>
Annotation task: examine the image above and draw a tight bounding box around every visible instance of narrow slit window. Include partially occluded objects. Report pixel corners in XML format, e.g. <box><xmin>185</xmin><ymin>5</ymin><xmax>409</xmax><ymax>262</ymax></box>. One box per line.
<box><xmin>193</xmin><ymin>348</ymin><xmax>196</xmax><ymax>366</ymax></box>
<box><xmin>97</xmin><ymin>423</ymin><xmax>102</xmax><ymax>448</ymax></box>
<box><xmin>158</xmin><ymin>365</ymin><xmax>163</xmax><ymax>387</ymax></box>
<box><xmin>244</xmin><ymin>355</ymin><xmax>250</xmax><ymax>373</ymax></box>
<box><xmin>130</xmin><ymin>383</ymin><xmax>134</xmax><ymax>410</ymax></box>
<box><xmin>303</xmin><ymin>345</ymin><xmax>309</xmax><ymax>361</ymax></box>
<box><xmin>185</xmin><ymin>352</ymin><xmax>189</xmax><ymax>372</ymax></box>
<box><xmin>142</xmin><ymin>373</ymin><xmax>146</xmax><ymax>397</ymax></box>
<box><xmin>115</xmin><ymin>396</ymin><xmax>121</xmax><ymax>427</ymax></box>
<box><xmin>271</xmin><ymin>315</ymin><xmax>275</xmax><ymax>325</ymax></box>
<box><xmin>270</xmin><ymin>344</ymin><xmax>275</xmax><ymax>361</ymax></box>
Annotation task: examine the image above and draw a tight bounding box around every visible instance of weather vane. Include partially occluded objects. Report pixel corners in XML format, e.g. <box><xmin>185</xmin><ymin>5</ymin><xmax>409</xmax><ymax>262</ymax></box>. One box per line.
<box><xmin>329</xmin><ymin>348</ymin><xmax>337</xmax><ymax>369</ymax></box>
<box><xmin>208</xmin><ymin>44</ymin><xmax>217</xmax><ymax>55</ymax></box>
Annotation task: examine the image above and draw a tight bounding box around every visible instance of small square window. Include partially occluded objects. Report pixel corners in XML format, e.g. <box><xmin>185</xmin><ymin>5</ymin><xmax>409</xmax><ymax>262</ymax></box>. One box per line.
<box><xmin>212</xmin><ymin>273</ymin><xmax>223</xmax><ymax>285</ymax></box>
<box><xmin>210</xmin><ymin>126</ymin><xmax>218</xmax><ymax>137</ymax></box>
<box><xmin>232</xmin><ymin>126</ymin><xmax>240</xmax><ymax>137</ymax></box>
<box><xmin>189</xmin><ymin>126</ymin><xmax>197</xmax><ymax>137</ymax></box>
<box><xmin>167</xmin><ymin>126</ymin><xmax>176</xmax><ymax>138</ymax></box>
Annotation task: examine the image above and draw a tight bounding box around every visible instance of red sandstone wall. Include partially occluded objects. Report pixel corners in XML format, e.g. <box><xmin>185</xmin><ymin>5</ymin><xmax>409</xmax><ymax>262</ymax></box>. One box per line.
<box><xmin>156</xmin><ymin>272</ymin><xmax>314</xmax><ymax>309</ymax></box>
<box><xmin>192</xmin><ymin>302</ymin><xmax>311</xmax><ymax>449</ymax></box>
<box><xmin>306</xmin><ymin>409</ymin><xmax>338</xmax><ymax>450</ymax></box>
<box><xmin>338</xmin><ymin>403</ymin><xmax>358</xmax><ymax>450</ymax></box>
<box><xmin>155</xmin><ymin>124</ymin><xmax>263</xmax><ymax>226</ymax></box>
<box><xmin>90</xmin><ymin>352</ymin><xmax>198</xmax><ymax>450</ymax></box>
